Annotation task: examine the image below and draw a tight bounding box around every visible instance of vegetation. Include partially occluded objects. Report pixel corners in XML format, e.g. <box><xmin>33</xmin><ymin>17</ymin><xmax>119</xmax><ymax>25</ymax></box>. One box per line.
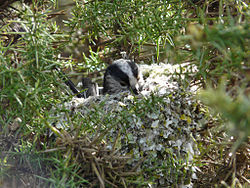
<box><xmin>0</xmin><ymin>0</ymin><xmax>249</xmax><ymax>187</ymax></box>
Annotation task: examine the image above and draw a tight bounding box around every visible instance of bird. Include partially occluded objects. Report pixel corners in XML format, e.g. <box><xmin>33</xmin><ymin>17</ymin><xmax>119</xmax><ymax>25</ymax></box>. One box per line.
<box><xmin>103</xmin><ymin>59</ymin><xmax>141</xmax><ymax>95</ymax></box>
<box><xmin>64</xmin><ymin>59</ymin><xmax>142</xmax><ymax>97</ymax></box>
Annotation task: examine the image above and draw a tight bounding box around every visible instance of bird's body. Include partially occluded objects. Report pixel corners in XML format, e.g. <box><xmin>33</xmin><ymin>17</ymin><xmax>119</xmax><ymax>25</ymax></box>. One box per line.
<box><xmin>103</xmin><ymin>59</ymin><xmax>141</xmax><ymax>95</ymax></box>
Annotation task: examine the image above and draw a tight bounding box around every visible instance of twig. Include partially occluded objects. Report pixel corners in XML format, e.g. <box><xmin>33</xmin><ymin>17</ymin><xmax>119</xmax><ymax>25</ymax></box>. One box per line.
<box><xmin>237</xmin><ymin>172</ymin><xmax>250</xmax><ymax>184</ymax></box>
<box><xmin>40</xmin><ymin>147</ymin><xmax>67</xmax><ymax>153</ymax></box>
<box><xmin>91</xmin><ymin>160</ymin><xmax>105</xmax><ymax>188</ymax></box>
<box><xmin>104</xmin><ymin>178</ymin><xmax>118</xmax><ymax>188</ymax></box>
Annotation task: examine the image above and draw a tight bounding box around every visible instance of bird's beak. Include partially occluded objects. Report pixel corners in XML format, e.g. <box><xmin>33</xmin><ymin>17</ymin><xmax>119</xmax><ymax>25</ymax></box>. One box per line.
<box><xmin>131</xmin><ymin>84</ymin><xmax>139</xmax><ymax>95</ymax></box>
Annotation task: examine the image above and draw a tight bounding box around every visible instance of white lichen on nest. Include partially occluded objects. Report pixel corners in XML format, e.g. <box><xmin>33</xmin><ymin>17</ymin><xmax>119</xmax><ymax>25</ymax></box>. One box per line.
<box><xmin>53</xmin><ymin>63</ymin><xmax>205</xmax><ymax>187</ymax></box>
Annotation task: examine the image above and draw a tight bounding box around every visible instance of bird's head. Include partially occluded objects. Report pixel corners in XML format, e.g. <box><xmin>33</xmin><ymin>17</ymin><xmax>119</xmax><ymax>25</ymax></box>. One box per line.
<box><xmin>103</xmin><ymin>59</ymin><xmax>142</xmax><ymax>95</ymax></box>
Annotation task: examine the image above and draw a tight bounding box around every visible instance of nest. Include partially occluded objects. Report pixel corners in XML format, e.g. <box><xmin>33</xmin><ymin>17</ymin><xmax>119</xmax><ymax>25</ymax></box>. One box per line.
<box><xmin>51</xmin><ymin>63</ymin><xmax>207</xmax><ymax>187</ymax></box>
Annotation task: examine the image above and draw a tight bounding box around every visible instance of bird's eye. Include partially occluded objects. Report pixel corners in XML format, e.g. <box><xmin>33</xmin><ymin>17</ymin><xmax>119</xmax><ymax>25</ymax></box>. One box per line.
<box><xmin>120</xmin><ymin>81</ymin><xmax>127</xmax><ymax>86</ymax></box>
